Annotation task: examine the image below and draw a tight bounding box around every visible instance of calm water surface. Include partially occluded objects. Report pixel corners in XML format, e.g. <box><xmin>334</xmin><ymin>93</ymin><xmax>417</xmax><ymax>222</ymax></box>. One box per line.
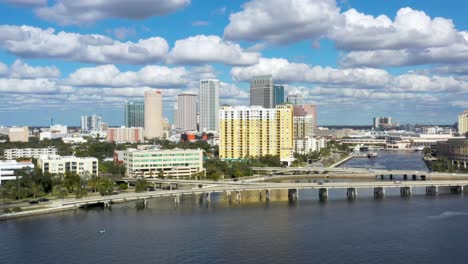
<box><xmin>2</xmin><ymin>151</ymin><xmax>468</xmax><ymax>264</ymax></box>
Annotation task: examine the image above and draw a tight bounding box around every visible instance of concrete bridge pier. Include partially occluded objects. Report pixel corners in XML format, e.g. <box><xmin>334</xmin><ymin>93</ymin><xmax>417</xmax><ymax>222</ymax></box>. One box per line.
<box><xmin>104</xmin><ymin>201</ymin><xmax>111</xmax><ymax>208</ymax></box>
<box><xmin>426</xmin><ymin>186</ymin><xmax>438</xmax><ymax>196</ymax></box>
<box><xmin>288</xmin><ymin>189</ymin><xmax>299</xmax><ymax>201</ymax></box>
<box><xmin>347</xmin><ymin>188</ymin><xmax>357</xmax><ymax>200</ymax></box>
<box><xmin>143</xmin><ymin>199</ymin><xmax>147</xmax><ymax>208</ymax></box>
<box><xmin>400</xmin><ymin>187</ymin><xmax>412</xmax><ymax>197</ymax></box>
<box><xmin>205</xmin><ymin>192</ymin><xmax>211</xmax><ymax>203</ymax></box>
<box><xmin>450</xmin><ymin>186</ymin><xmax>464</xmax><ymax>194</ymax></box>
<box><xmin>225</xmin><ymin>191</ymin><xmax>232</xmax><ymax>202</ymax></box>
<box><xmin>174</xmin><ymin>195</ymin><xmax>180</xmax><ymax>206</ymax></box>
<box><xmin>319</xmin><ymin>188</ymin><xmax>328</xmax><ymax>201</ymax></box>
<box><xmin>236</xmin><ymin>191</ymin><xmax>242</xmax><ymax>203</ymax></box>
<box><xmin>374</xmin><ymin>187</ymin><xmax>385</xmax><ymax>198</ymax></box>
<box><xmin>259</xmin><ymin>191</ymin><xmax>263</xmax><ymax>201</ymax></box>
<box><xmin>265</xmin><ymin>189</ymin><xmax>271</xmax><ymax>201</ymax></box>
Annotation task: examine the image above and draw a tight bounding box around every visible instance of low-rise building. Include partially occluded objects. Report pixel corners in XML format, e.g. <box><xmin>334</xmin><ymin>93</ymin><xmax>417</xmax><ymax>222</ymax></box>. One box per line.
<box><xmin>124</xmin><ymin>148</ymin><xmax>204</xmax><ymax>178</ymax></box>
<box><xmin>437</xmin><ymin>139</ymin><xmax>468</xmax><ymax>168</ymax></box>
<box><xmin>107</xmin><ymin>127</ymin><xmax>144</xmax><ymax>143</ymax></box>
<box><xmin>4</xmin><ymin>147</ymin><xmax>57</xmax><ymax>160</ymax></box>
<box><xmin>0</xmin><ymin>160</ymin><xmax>34</xmax><ymax>185</ymax></box>
<box><xmin>294</xmin><ymin>137</ymin><xmax>327</xmax><ymax>155</ymax></box>
<box><xmin>8</xmin><ymin>126</ymin><xmax>29</xmax><ymax>142</ymax></box>
<box><xmin>37</xmin><ymin>155</ymin><xmax>98</xmax><ymax>176</ymax></box>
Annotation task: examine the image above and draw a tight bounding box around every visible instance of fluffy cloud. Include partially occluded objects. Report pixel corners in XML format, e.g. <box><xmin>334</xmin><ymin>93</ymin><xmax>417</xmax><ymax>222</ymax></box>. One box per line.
<box><xmin>340</xmin><ymin>33</ymin><xmax>468</xmax><ymax>67</ymax></box>
<box><xmin>0</xmin><ymin>60</ymin><xmax>60</xmax><ymax>79</ymax></box>
<box><xmin>224</xmin><ymin>0</ymin><xmax>341</xmax><ymax>44</ymax></box>
<box><xmin>167</xmin><ymin>35</ymin><xmax>260</xmax><ymax>65</ymax></box>
<box><xmin>231</xmin><ymin>57</ymin><xmax>468</xmax><ymax>94</ymax></box>
<box><xmin>35</xmin><ymin>0</ymin><xmax>190</xmax><ymax>25</ymax></box>
<box><xmin>0</xmin><ymin>25</ymin><xmax>169</xmax><ymax>64</ymax></box>
<box><xmin>330</xmin><ymin>8</ymin><xmax>459</xmax><ymax>51</ymax></box>
<box><xmin>231</xmin><ymin>58</ymin><xmax>391</xmax><ymax>88</ymax></box>
<box><xmin>66</xmin><ymin>64</ymin><xmax>189</xmax><ymax>87</ymax></box>
<box><xmin>0</xmin><ymin>78</ymin><xmax>72</xmax><ymax>94</ymax></box>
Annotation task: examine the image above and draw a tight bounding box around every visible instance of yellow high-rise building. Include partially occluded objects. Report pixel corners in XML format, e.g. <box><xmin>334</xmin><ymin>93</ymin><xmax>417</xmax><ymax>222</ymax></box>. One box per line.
<box><xmin>219</xmin><ymin>105</ymin><xmax>294</xmax><ymax>164</ymax></box>
<box><xmin>459</xmin><ymin>111</ymin><xmax>468</xmax><ymax>135</ymax></box>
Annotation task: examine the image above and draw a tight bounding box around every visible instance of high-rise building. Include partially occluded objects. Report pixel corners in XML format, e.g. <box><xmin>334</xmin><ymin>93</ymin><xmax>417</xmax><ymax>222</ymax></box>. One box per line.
<box><xmin>219</xmin><ymin>105</ymin><xmax>294</xmax><ymax>164</ymax></box>
<box><xmin>144</xmin><ymin>90</ymin><xmax>163</xmax><ymax>139</ymax></box>
<box><xmin>373</xmin><ymin>117</ymin><xmax>393</xmax><ymax>129</ymax></box>
<box><xmin>199</xmin><ymin>79</ymin><xmax>220</xmax><ymax>132</ymax></box>
<box><xmin>124</xmin><ymin>101</ymin><xmax>144</xmax><ymax>128</ymax></box>
<box><xmin>8</xmin><ymin>127</ymin><xmax>29</xmax><ymax>142</ymax></box>
<box><xmin>294</xmin><ymin>105</ymin><xmax>318</xmax><ymax>137</ymax></box>
<box><xmin>273</xmin><ymin>84</ymin><xmax>285</xmax><ymax>106</ymax></box>
<box><xmin>286</xmin><ymin>92</ymin><xmax>303</xmax><ymax>105</ymax></box>
<box><xmin>458</xmin><ymin>111</ymin><xmax>468</xmax><ymax>135</ymax></box>
<box><xmin>176</xmin><ymin>92</ymin><xmax>197</xmax><ymax>131</ymax></box>
<box><xmin>250</xmin><ymin>75</ymin><xmax>274</xmax><ymax>108</ymax></box>
<box><xmin>81</xmin><ymin>115</ymin><xmax>102</xmax><ymax>132</ymax></box>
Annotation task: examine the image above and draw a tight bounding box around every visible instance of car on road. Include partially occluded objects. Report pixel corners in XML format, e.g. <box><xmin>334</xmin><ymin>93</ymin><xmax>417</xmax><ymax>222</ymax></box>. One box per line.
<box><xmin>38</xmin><ymin>198</ymin><xmax>49</xmax><ymax>202</ymax></box>
<box><xmin>29</xmin><ymin>200</ymin><xmax>39</xmax><ymax>205</ymax></box>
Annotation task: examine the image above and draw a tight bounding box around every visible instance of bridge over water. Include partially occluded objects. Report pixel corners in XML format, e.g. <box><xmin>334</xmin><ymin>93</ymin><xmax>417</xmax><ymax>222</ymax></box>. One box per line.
<box><xmin>56</xmin><ymin>180</ymin><xmax>468</xmax><ymax>208</ymax></box>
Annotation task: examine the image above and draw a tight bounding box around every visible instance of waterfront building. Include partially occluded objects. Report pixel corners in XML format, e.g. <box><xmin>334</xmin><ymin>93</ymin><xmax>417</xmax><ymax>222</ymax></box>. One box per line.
<box><xmin>4</xmin><ymin>147</ymin><xmax>57</xmax><ymax>160</ymax></box>
<box><xmin>199</xmin><ymin>79</ymin><xmax>220</xmax><ymax>132</ymax></box>
<box><xmin>294</xmin><ymin>137</ymin><xmax>327</xmax><ymax>155</ymax></box>
<box><xmin>286</xmin><ymin>92</ymin><xmax>303</xmax><ymax>105</ymax></box>
<box><xmin>176</xmin><ymin>92</ymin><xmax>197</xmax><ymax>131</ymax></box>
<box><xmin>250</xmin><ymin>75</ymin><xmax>274</xmax><ymax>108</ymax></box>
<box><xmin>8</xmin><ymin>126</ymin><xmax>29</xmax><ymax>142</ymax></box>
<box><xmin>219</xmin><ymin>105</ymin><xmax>294</xmax><ymax>164</ymax></box>
<box><xmin>293</xmin><ymin>105</ymin><xmax>318</xmax><ymax>137</ymax></box>
<box><xmin>273</xmin><ymin>84</ymin><xmax>285</xmax><ymax>106</ymax></box>
<box><xmin>37</xmin><ymin>155</ymin><xmax>98</xmax><ymax>176</ymax></box>
<box><xmin>124</xmin><ymin>101</ymin><xmax>145</xmax><ymax>128</ymax></box>
<box><xmin>144</xmin><ymin>90</ymin><xmax>163</xmax><ymax>139</ymax></box>
<box><xmin>107</xmin><ymin>127</ymin><xmax>144</xmax><ymax>143</ymax></box>
<box><xmin>459</xmin><ymin>111</ymin><xmax>468</xmax><ymax>135</ymax></box>
<box><xmin>0</xmin><ymin>160</ymin><xmax>34</xmax><ymax>185</ymax></box>
<box><xmin>124</xmin><ymin>147</ymin><xmax>204</xmax><ymax>178</ymax></box>
<box><xmin>437</xmin><ymin>139</ymin><xmax>468</xmax><ymax>168</ymax></box>
<box><xmin>81</xmin><ymin>115</ymin><xmax>102</xmax><ymax>132</ymax></box>
<box><xmin>373</xmin><ymin>117</ymin><xmax>394</xmax><ymax>129</ymax></box>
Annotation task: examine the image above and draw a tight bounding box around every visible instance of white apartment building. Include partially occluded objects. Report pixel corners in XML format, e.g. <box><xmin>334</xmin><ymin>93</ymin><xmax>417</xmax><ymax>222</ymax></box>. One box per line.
<box><xmin>176</xmin><ymin>92</ymin><xmax>197</xmax><ymax>131</ymax></box>
<box><xmin>37</xmin><ymin>155</ymin><xmax>98</xmax><ymax>176</ymax></box>
<box><xmin>4</xmin><ymin>147</ymin><xmax>57</xmax><ymax>160</ymax></box>
<box><xmin>0</xmin><ymin>160</ymin><xmax>34</xmax><ymax>185</ymax></box>
<box><xmin>294</xmin><ymin>137</ymin><xmax>327</xmax><ymax>155</ymax></box>
<box><xmin>124</xmin><ymin>148</ymin><xmax>204</xmax><ymax>178</ymax></box>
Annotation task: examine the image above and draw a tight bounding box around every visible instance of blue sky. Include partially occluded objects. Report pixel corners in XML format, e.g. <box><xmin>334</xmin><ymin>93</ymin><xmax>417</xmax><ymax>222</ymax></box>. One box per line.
<box><xmin>0</xmin><ymin>0</ymin><xmax>467</xmax><ymax>126</ymax></box>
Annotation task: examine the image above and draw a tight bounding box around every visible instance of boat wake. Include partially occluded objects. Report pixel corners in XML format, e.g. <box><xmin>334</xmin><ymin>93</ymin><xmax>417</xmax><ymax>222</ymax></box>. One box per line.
<box><xmin>428</xmin><ymin>211</ymin><xmax>468</xmax><ymax>219</ymax></box>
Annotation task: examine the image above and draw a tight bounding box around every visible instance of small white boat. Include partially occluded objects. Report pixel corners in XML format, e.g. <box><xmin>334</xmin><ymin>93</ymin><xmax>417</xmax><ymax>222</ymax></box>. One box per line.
<box><xmin>367</xmin><ymin>152</ymin><xmax>378</xmax><ymax>158</ymax></box>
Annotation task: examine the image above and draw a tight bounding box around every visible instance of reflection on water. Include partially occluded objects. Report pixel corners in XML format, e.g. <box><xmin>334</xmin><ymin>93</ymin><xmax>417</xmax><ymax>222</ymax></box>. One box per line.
<box><xmin>339</xmin><ymin>150</ymin><xmax>429</xmax><ymax>171</ymax></box>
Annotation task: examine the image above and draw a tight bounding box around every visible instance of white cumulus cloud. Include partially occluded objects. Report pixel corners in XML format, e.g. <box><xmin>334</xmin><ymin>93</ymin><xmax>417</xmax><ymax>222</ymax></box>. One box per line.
<box><xmin>167</xmin><ymin>35</ymin><xmax>260</xmax><ymax>65</ymax></box>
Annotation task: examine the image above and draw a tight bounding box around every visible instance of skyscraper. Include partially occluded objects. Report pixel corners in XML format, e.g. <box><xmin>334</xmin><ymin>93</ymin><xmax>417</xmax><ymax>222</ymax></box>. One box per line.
<box><xmin>219</xmin><ymin>105</ymin><xmax>294</xmax><ymax>164</ymax></box>
<box><xmin>250</xmin><ymin>75</ymin><xmax>274</xmax><ymax>108</ymax></box>
<box><xmin>124</xmin><ymin>101</ymin><xmax>144</xmax><ymax>128</ymax></box>
<box><xmin>81</xmin><ymin>115</ymin><xmax>102</xmax><ymax>132</ymax></box>
<box><xmin>199</xmin><ymin>79</ymin><xmax>220</xmax><ymax>132</ymax></box>
<box><xmin>459</xmin><ymin>111</ymin><xmax>468</xmax><ymax>134</ymax></box>
<box><xmin>176</xmin><ymin>92</ymin><xmax>197</xmax><ymax>131</ymax></box>
<box><xmin>144</xmin><ymin>90</ymin><xmax>163</xmax><ymax>139</ymax></box>
<box><xmin>273</xmin><ymin>84</ymin><xmax>285</xmax><ymax>106</ymax></box>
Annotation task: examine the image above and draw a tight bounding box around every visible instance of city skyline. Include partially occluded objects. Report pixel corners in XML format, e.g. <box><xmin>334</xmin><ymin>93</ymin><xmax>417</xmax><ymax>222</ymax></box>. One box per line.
<box><xmin>0</xmin><ymin>0</ymin><xmax>467</xmax><ymax>126</ymax></box>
